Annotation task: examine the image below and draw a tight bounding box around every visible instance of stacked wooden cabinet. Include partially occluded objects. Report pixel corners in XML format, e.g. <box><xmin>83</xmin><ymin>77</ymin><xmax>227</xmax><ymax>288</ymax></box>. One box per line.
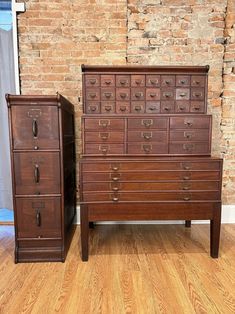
<box><xmin>6</xmin><ymin>94</ymin><xmax>76</xmax><ymax>262</ymax></box>
<box><xmin>80</xmin><ymin>65</ymin><xmax>223</xmax><ymax>261</ymax></box>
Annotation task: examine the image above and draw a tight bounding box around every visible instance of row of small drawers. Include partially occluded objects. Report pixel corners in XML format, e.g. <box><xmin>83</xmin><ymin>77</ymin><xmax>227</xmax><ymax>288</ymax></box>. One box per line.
<box><xmin>85</xmin><ymin>87</ymin><xmax>205</xmax><ymax>102</ymax></box>
<box><xmin>86</xmin><ymin>100</ymin><xmax>205</xmax><ymax>114</ymax></box>
<box><xmin>84</xmin><ymin>74</ymin><xmax>206</xmax><ymax>88</ymax></box>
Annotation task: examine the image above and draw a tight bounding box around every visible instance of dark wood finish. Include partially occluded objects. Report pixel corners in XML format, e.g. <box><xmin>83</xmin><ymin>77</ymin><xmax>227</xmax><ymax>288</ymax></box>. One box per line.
<box><xmin>6</xmin><ymin>93</ymin><xmax>76</xmax><ymax>263</ymax></box>
<box><xmin>80</xmin><ymin>65</ymin><xmax>222</xmax><ymax>261</ymax></box>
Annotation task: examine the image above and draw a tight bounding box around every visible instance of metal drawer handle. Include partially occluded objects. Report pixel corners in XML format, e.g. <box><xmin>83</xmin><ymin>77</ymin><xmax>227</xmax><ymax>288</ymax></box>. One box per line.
<box><xmin>164</xmin><ymin>107</ymin><xmax>170</xmax><ymax>111</ymax></box>
<box><xmin>183</xmin><ymin>176</ymin><xmax>190</xmax><ymax>180</ymax></box>
<box><xmin>112</xmin><ymin>187</ymin><xmax>119</xmax><ymax>191</ymax></box>
<box><xmin>180</xmin><ymin>93</ymin><xmax>186</xmax><ymax>97</ymax></box>
<box><xmin>179</xmin><ymin>107</ymin><xmax>185</xmax><ymax>111</ymax></box>
<box><xmin>193</xmin><ymin>107</ymin><xmax>200</xmax><ymax>111</ymax></box>
<box><xmin>164</xmin><ymin>93</ymin><xmax>172</xmax><ymax>98</ymax></box>
<box><xmin>112</xmin><ymin>177</ymin><xmax>120</xmax><ymax>181</ymax></box>
<box><xmin>143</xmin><ymin>119</ymin><xmax>153</xmax><ymax>127</ymax></box>
<box><xmin>165</xmin><ymin>80</ymin><xmax>171</xmax><ymax>84</ymax></box>
<box><xmin>135</xmin><ymin>92</ymin><xmax>142</xmax><ymax>98</ymax></box>
<box><xmin>183</xmin><ymin>197</ymin><xmax>191</xmax><ymax>201</ymax></box>
<box><xmin>181</xmin><ymin>163</ymin><xmax>191</xmax><ymax>170</ymax></box>
<box><xmin>99</xmin><ymin>120</ymin><xmax>109</xmax><ymax>128</ymax></box>
<box><xmin>105</xmin><ymin>106</ymin><xmax>112</xmax><ymax>111</ymax></box>
<box><xmin>89</xmin><ymin>93</ymin><xmax>96</xmax><ymax>98</ymax></box>
<box><xmin>135</xmin><ymin>106</ymin><xmax>141</xmax><ymax>111</ymax></box>
<box><xmin>101</xmin><ymin>148</ymin><xmax>108</xmax><ymax>154</ymax></box>
<box><xmin>104</xmin><ymin>92</ymin><xmax>112</xmax><ymax>98</ymax></box>
<box><xmin>120</xmin><ymin>79</ymin><xmax>127</xmax><ymax>85</ymax></box>
<box><xmin>149</xmin><ymin>106</ymin><xmax>156</xmax><ymax>111</ymax></box>
<box><xmin>89</xmin><ymin>106</ymin><xmax>97</xmax><ymax>112</ymax></box>
<box><xmin>36</xmin><ymin>210</ymin><xmax>41</xmax><ymax>227</ymax></box>
<box><xmin>120</xmin><ymin>106</ymin><xmax>126</xmax><ymax>112</ymax></box>
<box><xmin>135</xmin><ymin>79</ymin><xmax>142</xmax><ymax>85</ymax></box>
<box><xmin>182</xmin><ymin>186</ymin><xmax>190</xmax><ymax>190</ymax></box>
<box><xmin>194</xmin><ymin>93</ymin><xmax>202</xmax><ymax>97</ymax></box>
<box><xmin>100</xmin><ymin>133</ymin><xmax>108</xmax><ymax>140</ymax></box>
<box><xmin>180</xmin><ymin>80</ymin><xmax>186</xmax><ymax>84</ymax></box>
<box><xmin>194</xmin><ymin>80</ymin><xmax>200</xmax><ymax>85</ymax></box>
<box><xmin>183</xmin><ymin>144</ymin><xmax>194</xmax><ymax>151</ymax></box>
<box><xmin>89</xmin><ymin>79</ymin><xmax>96</xmax><ymax>85</ymax></box>
<box><xmin>143</xmin><ymin>133</ymin><xmax>152</xmax><ymax>140</ymax></box>
<box><xmin>184</xmin><ymin>132</ymin><xmax>192</xmax><ymax>139</ymax></box>
<box><xmin>150</xmin><ymin>93</ymin><xmax>156</xmax><ymax>98</ymax></box>
<box><xmin>112</xmin><ymin>197</ymin><xmax>119</xmax><ymax>202</ymax></box>
<box><xmin>34</xmin><ymin>164</ymin><xmax>40</xmax><ymax>183</ymax></box>
<box><xmin>143</xmin><ymin>145</ymin><xmax>151</xmax><ymax>153</ymax></box>
<box><xmin>120</xmin><ymin>93</ymin><xmax>127</xmax><ymax>99</ymax></box>
<box><xmin>32</xmin><ymin>119</ymin><xmax>38</xmax><ymax>138</ymax></box>
<box><xmin>112</xmin><ymin>166</ymin><xmax>119</xmax><ymax>171</ymax></box>
<box><xmin>105</xmin><ymin>80</ymin><xmax>111</xmax><ymax>85</ymax></box>
<box><xmin>150</xmin><ymin>79</ymin><xmax>158</xmax><ymax>85</ymax></box>
<box><xmin>184</xmin><ymin>121</ymin><xmax>193</xmax><ymax>127</ymax></box>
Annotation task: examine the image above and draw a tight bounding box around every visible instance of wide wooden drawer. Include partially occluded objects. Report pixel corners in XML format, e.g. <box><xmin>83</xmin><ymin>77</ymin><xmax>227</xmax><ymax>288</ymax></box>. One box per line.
<box><xmin>82</xmin><ymin>181</ymin><xmax>220</xmax><ymax>192</ymax></box>
<box><xmin>16</xmin><ymin>197</ymin><xmax>61</xmax><ymax>238</ymax></box>
<box><xmin>83</xmin><ymin>191</ymin><xmax>220</xmax><ymax>202</ymax></box>
<box><xmin>128</xmin><ymin>118</ymin><xmax>168</xmax><ymax>129</ymax></box>
<box><xmin>14</xmin><ymin>152</ymin><xmax>61</xmax><ymax>195</ymax></box>
<box><xmin>170</xmin><ymin>116</ymin><xmax>211</xmax><ymax>129</ymax></box>
<box><xmin>127</xmin><ymin>143</ymin><xmax>168</xmax><ymax>154</ymax></box>
<box><xmin>11</xmin><ymin>106</ymin><xmax>59</xmax><ymax>150</ymax></box>
<box><xmin>127</xmin><ymin>130</ymin><xmax>167</xmax><ymax>142</ymax></box>
<box><xmin>82</xmin><ymin>171</ymin><xmax>220</xmax><ymax>181</ymax></box>
<box><xmin>84</xmin><ymin>131</ymin><xmax>124</xmax><ymax>143</ymax></box>
<box><xmin>84</xmin><ymin>144</ymin><xmax>124</xmax><ymax>155</ymax></box>
<box><xmin>170</xmin><ymin>129</ymin><xmax>209</xmax><ymax>142</ymax></box>
<box><xmin>84</xmin><ymin>118</ymin><xmax>124</xmax><ymax>130</ymax></box>
<box><xmin>81</xmin><ymin>160</ymin><xmax>222</xmax><ymax>171</ymax></box>
<box><xmin>169</xmin><ymin>142</ymin><xmax>210</xmax><ymax>155</ymax></box>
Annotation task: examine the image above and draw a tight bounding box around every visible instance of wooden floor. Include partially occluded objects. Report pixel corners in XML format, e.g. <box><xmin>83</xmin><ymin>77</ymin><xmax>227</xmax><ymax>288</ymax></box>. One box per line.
<box><xmin>0</xmin><ymin>224</ymin><xmax>235</xmax><ymax>314</ymax></box>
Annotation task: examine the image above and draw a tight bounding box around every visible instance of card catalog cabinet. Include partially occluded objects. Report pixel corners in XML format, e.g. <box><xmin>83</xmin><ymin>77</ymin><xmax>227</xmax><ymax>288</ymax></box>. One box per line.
<box><xmin>6</xmin><ymin>94</ymin><xmax>76</xmax><ymax>263</ymax></box>
<box><xmin>80</xmin><ymin>65</ymin><xmax>223</xmax><ymax>261</ymax></box>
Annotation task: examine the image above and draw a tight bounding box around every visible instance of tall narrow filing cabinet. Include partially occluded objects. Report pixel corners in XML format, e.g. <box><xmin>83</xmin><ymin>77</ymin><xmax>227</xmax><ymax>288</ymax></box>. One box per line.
<box><xmin>80</xmin><ymin>65</ymin><xmax>223</xmax><ymax>261</ymax></box>
<box><xmin>6</xmin><ymin>94</ymin><xmax>76</xmax><ymax>263</ymax></box>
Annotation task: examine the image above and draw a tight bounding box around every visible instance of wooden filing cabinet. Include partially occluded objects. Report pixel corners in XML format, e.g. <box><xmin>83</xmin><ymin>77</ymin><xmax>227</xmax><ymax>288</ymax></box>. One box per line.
<box><xmin>6</xmin><ymin>94</ymin><xmax>76</xmax><ymax>263</ymax></box>
<box><xmin>80</xmin><ymin>65</ymin><xmax>223</xmax><ymax>261</ymax></box>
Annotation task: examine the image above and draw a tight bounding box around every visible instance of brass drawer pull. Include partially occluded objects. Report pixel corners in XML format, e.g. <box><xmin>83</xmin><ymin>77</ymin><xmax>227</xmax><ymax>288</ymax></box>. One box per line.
<box><xmin>194</xmin><ymin>93</ymin><xmax>202</xmax><ymax>97</ymax></box>
<box><xmin>100</xmin><ymin>133</ymin><xmax>109</xmax><ymax>140</ymax></box>
<box><xmin>164</xmin><ymin>107</ymin><xmax>170</xmax><ymax>111</ymax></box>
<box><xmin>101</xmin><ymin>148</ymin><xmax>108</xmax><ymax>154</ymax></box>
<box><xmin>183</xmin><ymin>144</ymin><xmax>194</xmax><ymax>151</ymax></box>
<box><xmin>179</xmin><ymin>107</ymin><xmax>185</xmax><ymax>111</ymax></box>
<box><xmin>194</xmin><ymin>80</ymin><xmax>200</xmax><ymax>85</ymax></box>
<box><xmin>89</xmin><ymin>79</ymin><xmax>96</xmax><ymax>85</ymax></box>
<box><xmin>135</xmin><ymin>79</ymin><xmax>142</xmax><ymax>85</ymax></box>
<box><xmin>182</xmin><ymin>186</ymin><xmax>190</xmax><ymax>190</ymax></box>
<box><xmin>112</xmin><ymin>166</ymin><xmax>119</xmax><ymax>171</ymax></box>
<box><xmin>142</xmin><ymin>119</ymin><xmax>153</xmax><ymax>127</ymax></box>
<box><xmin>181</xmin><ymin>163</ymin><xmax>191</xmax><ymax>170</ymax></box>
<box><xmin>183</xmin><ymin>176</ymin><xmax>190</xmax><ymax>180</ymax></box>
<box><xmin>180</xmin><ymin>93</ymin><xmax>186</xmax><ymax>97</ymax></box>
<box><xmin>150</xmin><ymin>93</ymin><xmax>156</xmax><ymax>98</ymax></box>
<box><xmin>150</xmin><ymin>79</ymin><xmax>158</xmax><ymax>85</ymax></box>
<box><xmin>135</xmin><ymin>92</ymin><xmax>142</xmax><ymax>98</ymax></box>
<box><xmin>164</xmin><ymin>93</ymin><xmax>172</xmax><ymax>98</ymax></box>
<box><xmin>120</xmin><ymin>93</ymin><xmax>127</xmax><ymax>99</ymax></box>
<box><xmin>105</xmin><ymin>106</ymin><xmax>111</xmax><ymax>112</ymax></box>
<box><xmin>143</xmin><ymin>144</ymin><xmax>152</xmax><ymax>153</ymax></box>
<box><xmin>120</xmin><ymin>79</ymin><xmax>127</xmax><ymax>85</ymax></box>
<box><xmin>32</xmin><ymin>119</ymin><xmax>38</xmax><ymax>138</ymax></box>
<box><xmin>149</xmin><ymin>106</ymin><xmax>156</xmax><ymax>111</ymax></box>
<box><xmin>104</xmin><ymin>92</ymin><xmax>112</xmax><ymax>98</ymax></box>
<box><xmin>120</xmin><ymin>106</ymin><xmax>126</xmax><ymax>112</ymax></box>
<box><xmin>165</xmin><ymin>80</ymin><xmax>171</xmax><ymax>84</ymax></box>
<box><xmin>99</xmin><ymin>120</ymin><xmax>110</xmax><ymax>128</ymax></box>
<box><xmin>184</xmin><ymin>120</ymin><xmax>193</xmax><ymax>127</ymax></box>
<box><xmin>183</xmin><ymin>197</ymin><xmax>191</xmax><ymax>201</ymax></box>
<box><xmin>105</xmin><ymin>80</ymin><xmax>111</xmax><ymax>85</ymax></box>
<box><xmin>112</xmin><ymin>187</ymin><xmax>119</xmax><ymax>191</ymax></box>
<box><xmin>89</xmin><ymin>93</ymin><xmax>96</xmax><ymax>98</ymax></box>
<box><xmin>112</xmin><ymin>197</ymin><xmax>119</xmax><ymax>202</ymax></box>
<box><xmin>112</xmin><ymin>177</ymin><xmax>120</xmax><ymax>181</ymax></box>
<box><xmin>36</xmin><ymin>210</ymin><xmax>41</xmax><ymax>227</ymax></box>
<box><xmin>143</xmin><ymin>132</ymin><xmax>152</xmax><ymax>140</ymax></box>
<box><xmin>194</xmin><ymin>107</ymin><xmax>200</xmax><ymax>111</ymax></box>
<box><xmin>180</xmin><ymin>80</ymin><xmax>186</xmax><ymax>84</ymax></box>
<box><xmin>34</xmin><ymin>164</ymin><xmax>40</xmax><ymax>183</ymax></box>
<box><xmin>135</xmin><ymin>106</ymin><xmax>141</xmax><ymax>112</ymax></box>
<box><xmin>89</xmin><ymin>106</ymin><xmax>97</xmax><ymax>112</ymax></box>
<box><xmin>184</xmin><ymin>132</ymin><xmax>193</xmax><ymax>139</ymax></box>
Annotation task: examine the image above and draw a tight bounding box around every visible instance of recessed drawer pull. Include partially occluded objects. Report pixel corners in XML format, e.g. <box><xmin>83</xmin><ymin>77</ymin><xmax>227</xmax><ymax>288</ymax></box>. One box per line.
<box><xmin>180</xmin><ymin>93</ymin><xmax>186</xmax><ymax>97</ymax></box>
<box><xmin>135</xmin><ymin>106</ymin><xmax>141</xmax><ymax>111</ymax></box>
<box><xmin>89</xmin><ymin>79</ymin><xmax>96</xmax><ymax>85</ymax></box>
<box><xmin>135</xmin><ymin>92</ymin><xmax>142</xmax><ymax>98</ymax></box>
<box><xmin>105</xmin><ymin>106</ymin><xmax>111</xmax><ymax>111</ymax></box>
<box><xmin>36</xmin><ymin>210</ymin><xmax>41</xmax><ymax>227</ymax></box>
<box><xmin>112</xmin><ymin>197</ymin><xmax>119</xmax><ymax>202</ymax></box>
<box><xmin>120</xmin><ymin>106</ymin><xmax>126</xmax><ymax>112</ymax></box>
<box><xmin>120</xmin><ymin>93</ymin><xmax>127</xmax><ymax>99</ymax></box>
<box><xmin>104</xmin><ymin>92</ymin><xmax>112</xmax><ymax>98</ymax></box>
<box><xmin>32</xmin><ymin>119</ymin><xmax>38</xmax><ymax>138</ymax></box>
<box><xmin>34</xmin><ymin>164</ymin><xmax>40</xmax><ymax>183</ymax></box>
<box><xmin>89</xmin><ymin>93</ymin><xmax>96</xmax><ymax>98</ymax></box>
<box><xmin>183</xmin><ymin>197</ymin><xmax>191</xmax><ymax>201</ymax></box>
<box><xmin>120</xmin><ymin>79</ymin><xmax>127</xmax><ymax>85</ymax></box>
<box><xmin>183</xmin><ymin>176</ymin><xmax>190</xmax><ymax>180</ymax></box>
<box><xmin>135</xmin><ymin>79</ymin><xmax>142</xmax><ymax>85</ymax></box>
<box><xmin>112</xmin><ymin>177</ymin><xmax>120</xmax><ymax>181</ymax></box>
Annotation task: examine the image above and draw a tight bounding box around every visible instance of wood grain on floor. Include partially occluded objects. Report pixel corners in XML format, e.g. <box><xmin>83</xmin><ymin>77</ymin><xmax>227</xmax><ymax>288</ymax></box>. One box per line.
<box><xmin>0</xmin><ymin>224</ymin><xmax>235</xmax><ymax>314</ymax></box>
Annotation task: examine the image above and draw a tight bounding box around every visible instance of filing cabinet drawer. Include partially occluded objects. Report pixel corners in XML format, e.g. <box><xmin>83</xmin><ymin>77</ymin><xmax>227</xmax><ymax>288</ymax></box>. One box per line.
<box><xmin>170</xmin><ymin>129</ymin><xmax>209</xmax><ymax>141</ymax></box>
<box><xmin>84</xmin><ymin>144</ymin><xmax>124</xmax><ymax>155</ymax></box>
<box><xmin>101</xmin><ymin>75</ymin><xmax>115</xmax><ymax>87</ymax></box>
<box><xmin>131</xmin><ymin>102</ymin><xmax>145</xmax><ymax>114</ymax></box>
<box><xmin>191</xmin><ymin>75</ymin><xmax>205</xmax><ymax>87</ymax></box>
<box><xmin>128</xmin><ymin>130</ymin><xmax>167</xmax><ymax>142</ymax></box>
<box><xmin>131</xmin><ymin>75</ymin><xmax>145</xmax><ymax>87</ymax></box>
<box><xmin>84</xmin><ymin>131</ymin><xmax>124</xmax><ymax>143</ymax></box>
<box><xmin>116</xmin><ymin>88</ymin><xmax>130</xmax><ymax>101</ymax></box>
<box><xmin>116</xmin><ymin>75</ymin><xmax>130</xmax><ymax>87</ymax></box>
<box><xmin>146</xmin><ymin>101</ymin><xmax>160</xmax><ymax>113</ymax></box>
<box><xmin>84</xmin><ymin>118</ymin><xmax>125</xmax><ymax>130</ymax></box>
<box><xmin>85</xmin><ymin>75</ymin><xmax>100</xmax><ymax>87</ymax></box>
<box><xmin>131</xmin><ymin>88</ymin><xmax>145</xmax><ymax>101</ymax></box>
<box><xmin>128</xmin><ymin>117</ymin><xmax>168</xmax><ymax>129</ymax></box>
<box><xmin>101</xmin><ymin>102</ymin><xmax>115</xmax><ymax>114</ymax></box>
<box><xmin>86</xmin><ymin>102</ymin><xmax>100</xmax><ymax>114</ymax></box>
<box><xmin>170</xmin><ymin>116</ymin><xmax>211</xmax><ymax>129</ymax></box>
<box><xmin>127</xmin><ymin>143</ymin><xmax>168</xmax><ymax>154</ymax></box>
<box><xmin>169</xmin><ymin>142</ymin><xmax>210</xmax><ymax>155</ymax></box>
<box><xmin>101</xmin><ymin>88</ymin><xmax>115</xmax><ymax>101</ymax></box>
<box><xmin>146</xmin><ymin>75</ymin><xmax>160</xmax><ymax>87</ymax></box>
<box><xmin>86</xmin><ymin>88</ymin><xmax>100</xmax><ymax>101</ymax></box>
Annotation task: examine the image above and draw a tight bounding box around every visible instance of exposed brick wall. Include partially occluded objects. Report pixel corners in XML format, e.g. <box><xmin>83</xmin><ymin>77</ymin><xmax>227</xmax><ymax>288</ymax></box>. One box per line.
<box><xmin>17</xmin><ymin>0</ymin><xmax>235</xmax><ymax>204</ymax></box>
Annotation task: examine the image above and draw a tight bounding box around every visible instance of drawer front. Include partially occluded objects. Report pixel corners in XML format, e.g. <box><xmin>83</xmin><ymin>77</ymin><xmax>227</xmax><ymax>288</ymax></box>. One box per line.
<box><xmin>84</xmin><ymin>131</ymin><xmax>124</xmax><ymax>143</ymax></box>
<box><xmin>169</xmin><ymin>143</ymin><xmax>210</xmax><ymax>155</ymax></box>
<box><xmin>128</xmin><ymin>118</ymin><xmax>168</xmax><ymax>129</ymax></box>
<box><xmin>84</xmin><ymin>118</ymin><xmax>124</xmax><ymax>130</ymax></box>
<box><xmin>191</xmin><ymin>88</ymin><xmax>204</xmax><ymax>100</ymax></box>
<box><xmin>128</xmin><ymin>130</ymin><xmax>167</xmax><ymax>142</ymax></box>
<box><xmin>146</xmin><ymin>75</ymin><xmax>160</xmax><ymax>87</ymax></box>
<box><xmin>101</xmin><ymin>88</ymin><xmax>115</xmax><ymax>101</ymax></box>
<box><xmin>11</xmin><ymin>106</ymin><xmax>59</xmax><ymax>150</ymax></box>
<box><xmin>86</xmin><ymin>102</ymin><xmax>100</xmax><ymax>114</ymax></box>
<box><xmin>85</xmin><ymin>75</ymin><xmax>100</xmax><ymax>87</ymax></box>
<box><xmin>84</xmin><ymin>144</ymin><xmax>124</xmax><ymax>155</ymax></box>
<box><xmin>146</xmin><ymin>88</ymin><xmax>160</xmax><ymax>101</ymax></box>
<box><xmin>101</xmin><ymin>102</ymin><xmax>115</xmax><ymax>114</ymax></box>
<box><xmin>86</xmin><ymin>88</ymin><xmax>100</xmax><ymax>101</ymax></box>
<box><xmin>16</xmin><ymin>197</ymin><xmax>61</xmax><ymax>238</ymax></box>
<box><xmin>176</xmin><ymin>88</ymin><xmax>190</xmax><ymax>100</ymax></box>
<box><xmin>175</xmin><ymin>101</ymin><xmax>190</xmax><ymax>113</ymax></box>
<box><xmin>161</xmin><ymin>75</ymin><xmax>175</xmax><ymax>87</ymax></box>
<box><xmin>161</xmin><ymin>88</ymin><xmax>175</xmax><ymax>100</ymax></box>
<box><xmin>190</xmin><ymin>101</ymin><xmax>205</xmax><ymax>113</ymax></box>
<box><xmin>170</xmin><ymin>129</ymin><xmax>209</xmax><ymax>141</ymax></box>
<box><xmin>131</xmin><ymin>75</ymin><xmax>145</xmax><ymax>87</ymax></box>
<box><xmin>116</xmin><ymin>88</ymin><xmax>130</xmax><ymax>101</ymax></box>
<box><xmin>170</xmin><ymin>116</ymin><xmax>211</xmax><ymax>129</ymax></box>
<box><xmin>82</xmin><ymin>160</ymin><xmax>221</xmax><ymax>172</ymax></box>
<box><xmin>101</xmin><ymin>75</ymin><xmax>115</xmax><ymax>87</ymax></box>
<box><xmin>176</xmin><ymin>75</ymin><xmax>190</xmax><ymax>87</ymax></box>
<box><xmin>131</xmin><ymin>102</ymin><xmax>145</xmax><ymax>114</ymax></box>
<box><xmin>191</xmin><ymin>75</ymin><xmax>205</xmax><ymax>87</ymax></box>
<box><xmin>160</xmin><ymin>101</ymin><xmax>175</xmax><ymax>113</ymax></box>
<box><xmin>116</xmin><ymin>102</ymin><xmax>130</xmax><ymax>114</ymax></box>
<box><xmin>82</xmin><ymin>171</ymin><xmax>220</xmax><ymax>181</ymax></box>
<box><xmin>146</xmin><ymin>101</ymin><xmax>160</xmax><ymax>114</ymax></box>
<box><xmin>83</xmin><ymin>181</ymin><xmax>220</xmax><ymax>192</ymax></box>
<box><xmin>14</xmin><ymin>152</ymin><xmax>61</xmax><ymax>195</ymax></box>
<box><xmin>127</xmin><ymin>143</ymin><xmax>168</xmax><ymax>154</ymax></box>
<box><xmin>116</xmin><ymin>75</ymin><xmax>130</xmax><ymax>87</ymax></box>
<box><xmin>131</xmin><ymin>88</ymin><xmax>145</xmax><ymax>101</ymax></box>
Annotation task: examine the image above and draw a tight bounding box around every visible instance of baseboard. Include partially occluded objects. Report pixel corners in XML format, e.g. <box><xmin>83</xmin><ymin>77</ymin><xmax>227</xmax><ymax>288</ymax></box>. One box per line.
<box><xmin>74</xmin><ymin>204</ymin><xmax>235</xmax><ymax>225</ymax></box>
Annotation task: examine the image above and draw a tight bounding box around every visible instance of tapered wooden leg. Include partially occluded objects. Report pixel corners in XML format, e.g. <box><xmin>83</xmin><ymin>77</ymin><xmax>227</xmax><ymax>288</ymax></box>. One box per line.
<box><xmin>80</xmin><ymin>204</ymin><xmax>89</xmax><ymax>261</ymax></box>
<box><xmin>89</xmin><ymin>222</ymin><xmax>94</xmax><ymax>229</ymax></box>
<box><xmin>185</xmin><ymin>220</ymin><xmax>191</xmax><ymax>228</ymax></box>
<box><xmin>210</xmin><ymin>204</ymin><xmax>221</xmax><ymax>258</ymax></box>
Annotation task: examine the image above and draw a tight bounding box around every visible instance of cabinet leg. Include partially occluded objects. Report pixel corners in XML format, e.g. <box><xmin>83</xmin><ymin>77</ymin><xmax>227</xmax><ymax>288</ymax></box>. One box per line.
<box><xmin>80</xmin><ymin>205</ymin><xmax>89</xmax><ymax>261</ymax></box>
<box><xmin>210</xmin><ymin>204</ymin><xmax>221</xmax><ymax>258</ymax></box>
<box><xmin>185</xmin><ymin>220</ymin><xmax>191</xmax><ymax>228</ymax></box>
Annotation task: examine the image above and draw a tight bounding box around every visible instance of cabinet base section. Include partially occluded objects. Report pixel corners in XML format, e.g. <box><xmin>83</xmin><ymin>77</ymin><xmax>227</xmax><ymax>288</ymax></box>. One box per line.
<box><xmin>15</xmin><ymin>239</ymin><xmax>65</xmax><ymax>263</ymax></box>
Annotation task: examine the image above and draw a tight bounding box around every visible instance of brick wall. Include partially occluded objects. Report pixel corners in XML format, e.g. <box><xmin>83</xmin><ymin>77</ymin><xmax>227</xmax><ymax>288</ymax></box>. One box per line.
<box><xmin>17</xmin><ymin>0</ymin><xmax>235</xmax><ymax>204</ymax></box>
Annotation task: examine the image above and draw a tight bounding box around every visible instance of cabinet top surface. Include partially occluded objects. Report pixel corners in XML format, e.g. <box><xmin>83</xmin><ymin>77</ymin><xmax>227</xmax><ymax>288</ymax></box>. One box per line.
<box><xmin>82</xmin><ymin>64</ymin><xmax>210</xmax><ymax>74</ymax></box>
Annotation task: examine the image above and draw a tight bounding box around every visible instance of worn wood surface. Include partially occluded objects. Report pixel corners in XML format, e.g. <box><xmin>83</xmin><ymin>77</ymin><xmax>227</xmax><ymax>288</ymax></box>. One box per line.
<box><xmin>0</xmin><ymin>224</ymin><xmax>235</xmax><ymax>314</ymax></box>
